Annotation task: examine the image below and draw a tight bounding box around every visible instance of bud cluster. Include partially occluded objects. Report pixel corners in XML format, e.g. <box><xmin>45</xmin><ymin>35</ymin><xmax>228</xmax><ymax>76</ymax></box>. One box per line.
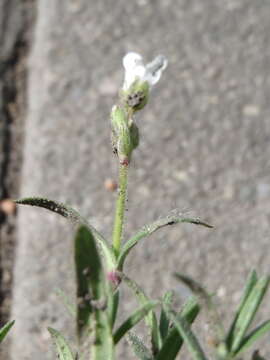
<box><xmin>110</xmin><ymin>52</ymin><xmax>167</xmax><ymax>165</ymax></box>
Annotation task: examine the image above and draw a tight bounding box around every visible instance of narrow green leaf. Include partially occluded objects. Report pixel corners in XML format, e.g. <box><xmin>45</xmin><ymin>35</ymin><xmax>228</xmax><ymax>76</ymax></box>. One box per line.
<box><xmin>226</xmin><ymin>270</ymin><xmax>258</xmax><ymax>349</ymax></box>
<box><xmin>117</xmin><ymin>215</ymin><xmax>213</xmax><ymax>270</ymax></box>
<box><xmin>48</xmin><ymin>327</ymin><xmax>75</xmax><ymax>360</ymax></box>
<box><xmin>75</xmin><ymin>225</ymin><xmax>97</xmax><ymax>337</ymax></box>
<box><xmin>75</xmin><ymin>225</ymin><xmax>114</xmax><ymax>359</ymax></box>
<box><xmin>114</xmin><ymin>301</ymin><xmax>159</xmax><ymax>344</ymax></box>
<box><xmin>174</xmin><ymin>273</ymin><xmax>225</xmax><ymax>341</ymax></box>
<box><xmin>121</xmin><ymin>273</ymin><xmax>162</xmax><ymax>354</ymax></box>
<box><xmin>127</xmin><ymin>332</ymin><xmax>153</xmax><ymax>360</ymax></box>
<box><xmin>0</xmin><ymin>320</ymin><xmax>15</xmax><ymax>343</ymax></box>
<box><xmin>230</xmin><ymin>276</ymin><xmax>270</xmax><ymax>354</ymax></box>
<box><xmin>234</xmin><ymin>319</ymin><xmax>270</xmax><ymax>356</ymax></box>
<box><xmin>156</xmin><ymin>296</ymin><xmax>200</xmax><ymax>360</ymax></box>
<box><xmin>16</xmin><ymin>197</ymin><xmax>116</xmax><ymax>270</ymax></box>
<box><xmin>159</xmin><ymin>291</ymin><xmax>174</xmax><ymax>343</ymax></box>
<box><xmin>162</xmin><ymin>304</ymin><xmax>207</xmax><ymax>360</ymax></box>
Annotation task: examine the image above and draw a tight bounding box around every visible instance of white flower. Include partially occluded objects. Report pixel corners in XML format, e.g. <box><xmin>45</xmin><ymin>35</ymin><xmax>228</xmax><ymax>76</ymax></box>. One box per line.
<box><xmin>122</xmin><ymin>52</ymin><xmax>168</xmax><ymax>91</ymax></box>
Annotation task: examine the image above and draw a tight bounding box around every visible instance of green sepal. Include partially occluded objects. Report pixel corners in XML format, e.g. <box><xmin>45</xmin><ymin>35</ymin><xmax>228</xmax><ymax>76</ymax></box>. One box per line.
<box><xmin>130</xmin><ymin>122</ymin><xmax>139</xmax><ymax>150</ymax></box>
<box><xmin>121</xmin><ymin>80</ymin><xmax>150</xmax><ymax>111</ymax></box>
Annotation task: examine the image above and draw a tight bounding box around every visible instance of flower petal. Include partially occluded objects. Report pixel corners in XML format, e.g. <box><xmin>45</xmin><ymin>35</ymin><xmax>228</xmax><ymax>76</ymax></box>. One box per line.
<box><xmin>123</xmin><ymin>53</ymin><xmax>146</xmax><ymax>90</ymax></box>
<box><xmin>123</xmin><ymin>52</ymin><xmax>144</xmax><ymax>71</ymax></box>
<box><xmin>122</xmin><ymin>52</ymin><xmax>168</xmax><ymax>90</ymax></box>
<box><xmin>145</xmin><ymin>55</ymin><xmax>168</xmax><ymax>86</ymax></box>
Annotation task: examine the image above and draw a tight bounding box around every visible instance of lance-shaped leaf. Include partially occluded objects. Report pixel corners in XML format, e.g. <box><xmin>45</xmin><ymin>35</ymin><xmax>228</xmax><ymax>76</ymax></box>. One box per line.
<box><xmin>75</xmin><ymin>225</ymin><xmax>114</xmax><ymax>359</ymax></box>
<box><xmin>127</xmin><ymin>332</ymin><xmax>153</xmax><ymax>360</ymax></box>
<box><xmin>156</xmin><ymin>296</ymin><xmax>200</xmax><ymax>360</ymax></box>
<box><xmin>16</xmin><ymin>197</ymin><xmax>116</xmax><ymax>270</ymax></box>
<box><xmin>162</xmin><ymin>304</ymin><xmax>208</xmax><ymax>360</ymax></box>
<box><xmin>226</xmin><ymin>270</ymin><xmax>258</xmax><ymax>349</ymax></box>
<box><xmin>48</xmin><ymin>327</ymin><xmax>75</xmax><ymax>360</ymax></box>
<box><xmin>174</xmin><ymin>273</ymin><xmax>225</xmax><ymax>342</ymax></box>
<box><xmin>0</xmin><ymin>320</ymin><xmax>15</xmax><ymax>343</ymax></box>
<box><xmin>113</xmin><ymin>300</ymin><xmax>159</xmax><ymax>344</ymax></box>
<box><xmin>75</xmin><ymin>226</ymin><xmax>94</xmax><ymax>336</ymax></box>
<box><xmin>234</xmin><ymin>319</ymin><xmax>270</xmax><ymax>356</ymax></box>
<box><xmin>121</xmin><ymin>273</ymin><xmax>162</xmax><ymax>354</ymax></box>
<box><xmin>230</xmin><ymin>275</ymin><xmax>270</xmax><ymax>354</ymax></box>
<box><xmin>117</xmin><ymin>215</ymin><xmax>213</xmax><ymax>270</ymax></box>
<box><xmin>159</xmin><ymin>291</ymin><xmax>174</xmax><ymax>343</ymax></box>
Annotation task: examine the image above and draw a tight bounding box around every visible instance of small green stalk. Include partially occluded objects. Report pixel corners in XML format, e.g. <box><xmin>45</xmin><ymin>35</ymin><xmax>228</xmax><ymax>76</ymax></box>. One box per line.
<box><xmin>112</xmin><ymin>163</ymin><xmax>129</xmax><ymax>256</ymax></box>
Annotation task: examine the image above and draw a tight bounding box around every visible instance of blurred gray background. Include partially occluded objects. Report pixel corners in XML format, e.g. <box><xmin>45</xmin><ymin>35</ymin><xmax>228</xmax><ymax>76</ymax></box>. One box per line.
<box><xmin>1</xmin><ymin>0</ymin><xmax>270</xmax><ymax>359</ymax></box>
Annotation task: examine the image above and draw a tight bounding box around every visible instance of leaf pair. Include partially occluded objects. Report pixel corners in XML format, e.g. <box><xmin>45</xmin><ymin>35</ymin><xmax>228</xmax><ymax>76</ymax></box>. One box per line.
<box><xmin>122</xmin><ymin>274</ymin><xmax>203</xmax><ymax>360</ymax></box>
<box><xmin>175</xmin><ymin>270</ymin><xmax>270</xmax><ymax>360</ymax></box>
<box><xmin>156</xmin><ymin>295</ymin><xmax>201</xmax><ymax>360</ymax></box>
<box><xmin>226</xmin><ymin>270</ymin><xmax>270</xmax><ymax>358</ymax></box>
<box><xmin>127</xmin><ymin>297</ymin><xmax>204</xmax><ymax>360</ymax></box>
<box><xmin>75</xmin><ymin>228</ymin><xmax>164</xmax><ymax>359</ymax></box>
<box><xmin>16</xmin><ymin>197</ymin><xmax>213</xmax><ymax>360</ymax></box>
<box><xmin>120</xmin><ymin>273</ymin><xmax>162</xmax><ymax>353</ymax></box>
<box><xmin>15</xmin><ymin>198</ymin><xmax>213</xmax><ymax>274</ymax></box>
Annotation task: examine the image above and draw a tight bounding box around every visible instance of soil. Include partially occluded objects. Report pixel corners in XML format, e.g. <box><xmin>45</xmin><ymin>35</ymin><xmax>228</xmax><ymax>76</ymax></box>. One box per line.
<box><xmin>0</xmin><ymin>0</ymin><xmax>36</xmax><ymax>356</ymax></box>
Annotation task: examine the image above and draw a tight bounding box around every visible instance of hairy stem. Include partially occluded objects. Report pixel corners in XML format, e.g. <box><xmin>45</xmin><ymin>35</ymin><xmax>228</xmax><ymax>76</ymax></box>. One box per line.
<box><xmin>112</xmin><ymin>164</ymin><xmax>129</xmax><ymax>256</ymax></box>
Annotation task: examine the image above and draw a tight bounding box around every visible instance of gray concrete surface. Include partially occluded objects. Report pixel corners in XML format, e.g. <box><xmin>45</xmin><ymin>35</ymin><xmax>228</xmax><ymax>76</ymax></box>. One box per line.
<box><xmin>11</xmin><ymin>0</ymin><xmax>270</xmax><ymax>359</ymax></box>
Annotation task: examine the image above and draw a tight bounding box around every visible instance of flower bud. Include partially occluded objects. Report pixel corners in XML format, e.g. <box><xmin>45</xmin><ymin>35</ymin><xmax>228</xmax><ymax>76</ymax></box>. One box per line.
<box><xmin>111</xmin><ymin>105</ymin><xmax>128</xmax><ymax>136</ymax></box>
<box><xmin>111</xmin><ymin>105</ymin><xmax>139</xmax><ymax>164</ymax></box>
<box><xmin>121</xmin><ymin>52</ymin><xmax>167</xmax><ymax>112</ymax></box>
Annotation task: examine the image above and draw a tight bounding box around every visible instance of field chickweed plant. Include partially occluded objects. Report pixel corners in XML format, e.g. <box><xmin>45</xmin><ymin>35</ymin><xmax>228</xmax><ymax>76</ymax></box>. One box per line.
<box><xmin>1</xmin><ymin>53</ymin><xmax>270</xmax><ymax>360</ymax></box>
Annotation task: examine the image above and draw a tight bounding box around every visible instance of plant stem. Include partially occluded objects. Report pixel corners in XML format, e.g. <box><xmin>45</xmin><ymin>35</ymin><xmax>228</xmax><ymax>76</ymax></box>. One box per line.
<box><xmin>112</xmin><ymin>163</ymin><xmax>129</xmax><ymax>256</ymax></box>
